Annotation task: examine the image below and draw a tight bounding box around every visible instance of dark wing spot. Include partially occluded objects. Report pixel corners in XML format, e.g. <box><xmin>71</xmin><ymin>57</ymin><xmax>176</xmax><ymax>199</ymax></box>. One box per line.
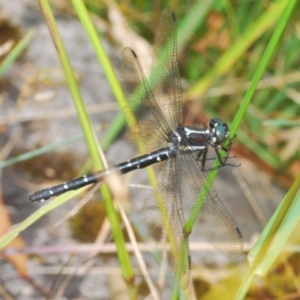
<box><xmin>172</xmin><ymin>11</ymin><xmax>176</xmax><ymax>22</ymax></box>
<box><xmin>131</xmin><ymin>49</ymin><xmax>137</xmax><ymax>58</ymax></box>
<box><xmin>236</xmin><ymin>227</ymin><xmax>242</xmax><ymax>239</ymax></box>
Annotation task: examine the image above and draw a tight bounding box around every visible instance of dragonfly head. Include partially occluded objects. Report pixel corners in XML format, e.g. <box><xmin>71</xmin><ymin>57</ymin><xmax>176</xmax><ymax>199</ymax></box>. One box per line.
<box><xmin>209</xmin><ymin>118</ymin><xmax>229</xmax><ymax>146</ymax></box>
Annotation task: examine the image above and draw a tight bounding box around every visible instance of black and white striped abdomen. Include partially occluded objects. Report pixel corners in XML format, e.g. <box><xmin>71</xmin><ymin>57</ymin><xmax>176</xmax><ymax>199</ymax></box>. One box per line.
<box><xmin>29</xmin><ymin>146</ymin><xmax>174</xmax><ymax>202</ymax></box>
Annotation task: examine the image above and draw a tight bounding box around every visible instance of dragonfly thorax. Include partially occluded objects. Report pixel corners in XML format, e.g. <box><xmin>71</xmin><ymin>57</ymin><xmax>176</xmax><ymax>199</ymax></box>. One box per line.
<box><xmin>177</xmin><ymin>125</ymin><xmax>209</xmax><ymax>151</ymax></box>
<box><xmin>173</xmin><ymin>118</ymin><xmax>229</xmax><ymax>152</ymax></box>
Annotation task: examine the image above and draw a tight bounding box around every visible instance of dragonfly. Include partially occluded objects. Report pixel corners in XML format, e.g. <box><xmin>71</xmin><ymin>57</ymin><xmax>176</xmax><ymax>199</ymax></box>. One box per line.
<box><xmin>29</xmin><ymin>7</ymin><xmax>243</xmax><ymax>289</ymax></box>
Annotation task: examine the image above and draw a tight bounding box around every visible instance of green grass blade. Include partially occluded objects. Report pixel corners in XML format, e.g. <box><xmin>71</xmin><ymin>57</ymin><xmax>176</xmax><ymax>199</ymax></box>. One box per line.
<box><xmin>36</xmin><ymin>0</ymin><xmax>99</xmax><ymax>176</ymax></box>
<box><xmin>233</xmin><ymin>175</ymin><xmax>300</xmax><ymax>300</ymax></box>
<box><xmin>0</xmin><ymin>30</ymin><xmax>34</xmax><ymax>76</ymax></box>
<box><xmin>249</xmin><ymin>173</ymin><xmax>300</xmax><ymax>275</ymax></box>
<box><xmin>71</xmin><ymin>1</ymin><xmax>125</xmax><ymax>108</ymax></box>
<box><xmin>38</xmin><ymin>0</ymin><xmax>100</xmax><ymax>167</ymax></box>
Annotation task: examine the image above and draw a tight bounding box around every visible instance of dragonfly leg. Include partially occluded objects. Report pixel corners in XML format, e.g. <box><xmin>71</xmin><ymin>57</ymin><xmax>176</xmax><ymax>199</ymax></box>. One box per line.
<box><xmin>195</xmin><ymin>149</ymin><xmax>204</xmax><ymax>161</ymax></box>
<box><xmin>199</xmin><ymin>138</ymin><xmax>241</xmax><ymax>171</ymax></box>
<box><xmin>195</xmin><ymin>148</ymin><xmax>208</xmax><ymax>171</ymax></box>
<box><xmin>214</xmin><ymin>138</ymin><xmax>241</xmax><ymax>168</ymax></box>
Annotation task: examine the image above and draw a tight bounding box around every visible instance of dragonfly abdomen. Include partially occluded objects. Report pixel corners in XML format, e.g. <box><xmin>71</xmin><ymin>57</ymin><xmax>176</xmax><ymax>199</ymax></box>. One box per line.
<box><xmin>29</xmin><ymin>146</ymin><xmax>173</xmax><ymax>202</ymax></box>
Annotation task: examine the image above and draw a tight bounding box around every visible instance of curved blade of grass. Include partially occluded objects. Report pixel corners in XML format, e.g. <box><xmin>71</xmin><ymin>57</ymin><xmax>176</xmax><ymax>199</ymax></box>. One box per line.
<box><xmin>249</xmin><ymin>173</ymin><xmax>300</xmax><ymax>275</ymax></box>
<box><xmin>0</xmin><ymin>30</ymin><xmax>34</xmax><ymax>76</ymax></box>
<box><xmin>185</xmin><ymin>0</ymin><xmax>288</xmax><ymax>98</ymax></box>
<box><xmin>71</xmin><ymin>1</ymin><xmax>127</xmax><ymax>155</ymax></box>
<box><xmin>37</xmin><ymin>0</ymin><xmax>134</xmax><ymax>289</ymax></box>
<box><xmin>71</xmin><ymin>1</ymin><xmax>125</xmax><ymax>108</ymax></box>
<box><xmin>233</xmin><ymin>174</ymin><xmax>300</xmax><ymax>300</ymax></box>
<box><xmin>38</xmin><ymin>0</ymin><xmax>99</xmax><ymax>166</ymax></box>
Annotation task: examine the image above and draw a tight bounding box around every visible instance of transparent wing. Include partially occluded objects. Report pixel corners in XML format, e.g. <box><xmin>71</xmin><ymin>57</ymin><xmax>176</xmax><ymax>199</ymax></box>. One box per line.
<box><xmin>142</xmin><ymin>147</ymin><xmax>242</xmax><ymax>289</ymax></box>
<box><xmin>150</xmin><ymin>7</ymin><xmax>183</xmax><ymax>131</ymax></box>
<box><xmin>120</xmin><ymin>7</ymin><xmax>182</xmax><ymax>153</ymax></box>
<box><xmin>176</xmin><ymin>150</ymin><xmax>243</xmax><ymax>258</ymax></box>
<box><xmin>143</xmin><ymin>157</ymin><xmax>189</xmax><ymax>290</ymax></box>
<box><xmin>120</xmin><ymin>47</ymin><xmax>170</xmax><ymax>153</ymax></box>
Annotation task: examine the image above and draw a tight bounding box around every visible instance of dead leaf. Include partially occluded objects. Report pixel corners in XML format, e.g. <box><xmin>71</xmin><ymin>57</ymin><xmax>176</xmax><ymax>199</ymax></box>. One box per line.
<box><xmin>0</xmin><ymin>196</ymin><xmax>28</xmax><ymax>276</ymax></box>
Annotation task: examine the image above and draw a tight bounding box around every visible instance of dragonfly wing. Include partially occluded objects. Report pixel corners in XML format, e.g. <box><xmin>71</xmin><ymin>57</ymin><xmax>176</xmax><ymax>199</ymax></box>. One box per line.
<box><xmin>120</xmin><ymin>7</ymin><xmax>182</xmax><ymax>153</ymax></box>
<box><xmin>151</xmin><ymin>7</ymin><xmax>183</xmax><ymax>131</ymax></box>
<box><xmin>176</xmin><ymin>151</ymin><xmax>243</xmax><ymax>259</ymax></box>
<box><xmin>120</xmin><ymin>47</ymin><xmax>170</xmax><ymax>153</ymax></box>
<box><xmin>143</xmin><ymin>158</ymin><xmax>189</xmax><ymax>289</ymax></box>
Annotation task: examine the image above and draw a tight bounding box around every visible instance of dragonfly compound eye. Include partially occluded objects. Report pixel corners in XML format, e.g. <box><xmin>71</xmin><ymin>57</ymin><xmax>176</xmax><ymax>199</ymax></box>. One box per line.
<box><xmin>209</xmin><ymin>117</ymin><xmax>222</xmax><ymax>129</ymax></box>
